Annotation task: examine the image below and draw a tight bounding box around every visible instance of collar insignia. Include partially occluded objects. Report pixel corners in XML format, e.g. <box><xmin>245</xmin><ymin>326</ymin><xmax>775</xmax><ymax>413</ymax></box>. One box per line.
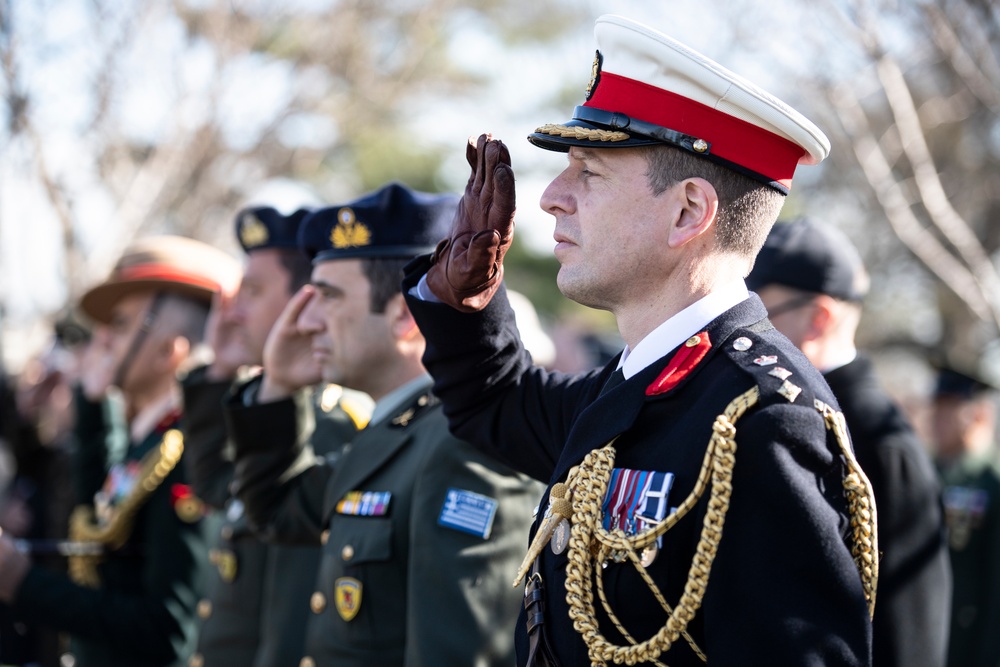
<box><xmin>585</xmin><ymin>50</ymin><xmax>603</xmax><ymax>101</ymax></box>
<box><xmin>240</xmin><ymin>213</ymin><xmax>269</xmax><ymax>248</ymax></box>
<box><xmin>330</xmin><ymin>207</ymin><xmax>372</xmax><ymax>249</ymax></box>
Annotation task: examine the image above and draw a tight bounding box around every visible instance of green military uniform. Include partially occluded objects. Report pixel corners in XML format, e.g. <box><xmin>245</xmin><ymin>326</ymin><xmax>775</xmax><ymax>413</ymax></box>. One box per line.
<box><xmin>227</xmin><ymin>375</ymin><xmax>543</xmax><ymax>666</ymax></box>
<box><xmin>7</xmin><ymin>387</ymin><xmax>210</xmax><ymax>666</ymax></box>
<box><xmin>940</xmin><ymin>453</ymin><xmax>1000</xmax><ymax>666</ymax></box>
<box><xmin>182</xmin><ymin>367</ymin><xmax>368</xmax><ymax>667</ymax></box>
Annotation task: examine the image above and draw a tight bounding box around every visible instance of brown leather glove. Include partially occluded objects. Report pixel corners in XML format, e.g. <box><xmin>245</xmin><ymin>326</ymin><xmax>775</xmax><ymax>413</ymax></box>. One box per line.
<box><xmin>426</xmin><ymin>133</ymin><xmax>515</xmax><ymax>312</ymax></box>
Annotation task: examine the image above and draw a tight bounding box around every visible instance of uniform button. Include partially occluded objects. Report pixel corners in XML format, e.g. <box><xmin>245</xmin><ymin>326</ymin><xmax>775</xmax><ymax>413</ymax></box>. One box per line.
<box><xmin>341</xmin><ymin>544</ymin><xmax>354</xmax><ymax>561</ymax></box>
<box><xmin>220</xmin><ymin>525</ymin><xmax>234</xmax><ymax>541</ymax></box>
<box><xmin>321</xmin><ymin>530</ymin><xmax>330</xmax><ymax>545</ymax></box>
<box><xmin>197</xmin><ymin>599</ymin><xmax>212</xmax><ymax>619</ymax></box>
<box><xmin>310</xmin><ymin>592</ymin><xmax>327</xmax><ymax>614</ymax></box>
<box><xmin>188</xmin><ymin>653</ymin><xmax>204</xmax><ymax>667</ymax></box>
<box><xmin>300</xmin><ymin>658</ymin><xmax>316</xmax><ymax>667</ymax></box>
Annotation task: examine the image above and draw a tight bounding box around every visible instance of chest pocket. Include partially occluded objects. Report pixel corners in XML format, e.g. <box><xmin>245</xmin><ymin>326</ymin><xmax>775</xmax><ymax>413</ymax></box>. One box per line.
<box><xmin>329</xmin><ymin>516</ymin><xmax>394</xmax><ymax>565</ymax></box>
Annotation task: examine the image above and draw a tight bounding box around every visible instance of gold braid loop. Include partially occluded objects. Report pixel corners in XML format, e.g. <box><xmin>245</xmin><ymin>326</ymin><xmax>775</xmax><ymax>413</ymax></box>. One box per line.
<box><xmin>815</xmin><ymin>400</ymin><xmax>880</xmax><ymax>617</ymax></box>
<box><xmin>68</xmin><ymin>430</ymin><xmax>185</xmax><ymax>587</ymax></box>
<box><xmin>562</xmin><ymin>387</ymin><xmax>759</xmax><ymax>666</ymax></box>
<box><xmin>534</xmin><ymin>124</ymin><xmax>630</xmax><ymax>143</ymax></box>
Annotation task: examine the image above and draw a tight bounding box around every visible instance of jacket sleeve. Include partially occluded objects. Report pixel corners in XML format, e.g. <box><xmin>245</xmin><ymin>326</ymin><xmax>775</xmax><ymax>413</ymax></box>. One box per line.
<box><xmin>181</xmin><ymin>366</ymin><xmax>237</xmax><ymax>510</ymax></box>
<box><xmin>403</xmin><ymin>431</ymin><xmax>539</xmax><ymax>666</ymax></box>
<box><xmin>10</xmin><ymin>463</ymin><xmax>204</xmax><ymax>663</ymax></box>
<box><xmin>404</xmin><ymin>262</ymin><xmax>600</xmax><ymax>483</ymax></box>
<box><xmin>227</xmin><ymin>377</ymin><xmax>334</xmax><ymax>545</ymax></box>
<box><xmin>70</xmin><ymin>386</ymin><xmax>112</xmax><ymax>506</ymax></box>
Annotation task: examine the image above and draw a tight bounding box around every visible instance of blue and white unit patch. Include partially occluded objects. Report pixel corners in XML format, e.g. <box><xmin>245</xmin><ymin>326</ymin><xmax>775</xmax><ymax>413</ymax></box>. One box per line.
<box><xmin>438</xmin><ymin>488</ymin><xmax>499</xmax><ymax>539</ymax></box>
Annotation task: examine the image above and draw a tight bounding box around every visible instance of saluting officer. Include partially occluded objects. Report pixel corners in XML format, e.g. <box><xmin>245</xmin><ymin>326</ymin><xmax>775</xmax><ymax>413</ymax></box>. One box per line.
<box><xmin>227</xmin><ymin>182</ymin><xmax>543</xmax><ymax>666</ymax></box>
<box><xmin>747</xmin><ymin>218</ymin><xmax>951</xmax><ymax>667</ymax></box>
<box><xmin>181</xmin><ymin>207</ymin><xmax>370</xmax><ymax>667</ymax></box>
<box><xmin>404</xmin><ymin>15</ymin><xmax>877</xmax><ymax>666</ymax></box>
<box><xmin>0</xmin><ymin>236</ymin><xmax>240</xmax><ymax>667</ymax></box>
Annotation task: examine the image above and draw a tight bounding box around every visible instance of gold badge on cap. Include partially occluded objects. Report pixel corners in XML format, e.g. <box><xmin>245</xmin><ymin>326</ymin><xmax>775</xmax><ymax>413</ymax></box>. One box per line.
<box><xmin>331</xmin><ymin>208</ymin><xmax>371</xmax><ymax>249</ymax></box>
<box><xmin>585</xmin><ymin>50</ymin><xmax>603</xmax><ymax>101</ymax></box>
<box><xmin>240</xmin><ymin>213</ymin><xmax>270</xmax><ymax>248</ymax></box>
<box><xmin>335</xmin><ymin>577</ymin><xmax>362</xmax><ymax>621</ymax></box>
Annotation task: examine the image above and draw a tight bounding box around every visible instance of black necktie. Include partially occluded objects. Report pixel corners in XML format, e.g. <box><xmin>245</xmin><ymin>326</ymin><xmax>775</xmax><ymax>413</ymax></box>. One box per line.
<box><xmin>599</xmin><ymin>368</ymin><xmax>626</xmax><ymax>397</ymax></box>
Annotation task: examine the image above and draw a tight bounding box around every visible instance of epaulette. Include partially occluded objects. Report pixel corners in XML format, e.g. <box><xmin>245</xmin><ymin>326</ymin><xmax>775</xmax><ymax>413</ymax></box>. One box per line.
<box><xmin>389</xmin><ymin>391</ymin><xmax>440</xmax><ymax>429</ymax></box>
<box><xmin>721</xmin><ymin>327</ymin><xmax>817</xmax><ymax>410</ymax></box>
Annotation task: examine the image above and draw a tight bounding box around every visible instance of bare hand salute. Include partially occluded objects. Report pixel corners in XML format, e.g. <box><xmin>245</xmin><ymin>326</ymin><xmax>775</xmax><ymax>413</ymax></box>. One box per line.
<box><xmin>258</xmin><ymin>285</ymin><xmax>323</xmax><ymax>402</ymax></box>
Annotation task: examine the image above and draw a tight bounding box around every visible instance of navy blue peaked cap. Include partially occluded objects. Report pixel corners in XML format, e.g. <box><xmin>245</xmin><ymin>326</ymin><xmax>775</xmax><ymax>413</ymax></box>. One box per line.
<box><xmin>235</xmin><ymin>206</ymin><xmax>312</xmax><ymax>253</ymax></box>
<box><xmin>298</xmin><ymin>182</ymin><xmax>457</xmax><ymax>262</ymax></box>
<box><xmin>747</xmin><ymin>218</ymin><xmax>868</xmax><ymax>302</ymax></box>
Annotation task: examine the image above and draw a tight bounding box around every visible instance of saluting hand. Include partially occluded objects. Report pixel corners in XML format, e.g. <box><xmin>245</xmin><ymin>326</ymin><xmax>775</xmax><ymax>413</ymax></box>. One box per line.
<box><xmin>258</xmin><ymin>285</ymin><xmax>322</xmax><ymax>402</ymax></box>
<box><xmin>426</xmin><ymin>133</ymin><xmax>516</xmax><ymax>312</ymax></box>
<box><xmin>204</xmin><ymin>290</ymin><xmax>247</xmax><ymax>381</ymax></box>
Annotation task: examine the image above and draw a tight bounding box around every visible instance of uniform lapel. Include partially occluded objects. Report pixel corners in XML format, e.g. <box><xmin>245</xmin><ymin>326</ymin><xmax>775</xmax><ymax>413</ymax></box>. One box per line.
<box><xmin>548</xmin><ymin>296</ymin><xmax>769</xmax><ymax>483</ymax></box>
<box><xmin>322</xmin><ymin>383</ymin><xmax>430</xmax><ymax>520</ymax></box>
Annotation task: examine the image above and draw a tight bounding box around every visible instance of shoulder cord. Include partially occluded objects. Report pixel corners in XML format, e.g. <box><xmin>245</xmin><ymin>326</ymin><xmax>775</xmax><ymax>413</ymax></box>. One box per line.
<box><xmin>814</xmin><ymin>399</ymin><xmax>879</xmax><ymax>616</ymax></box>
<box><xmin>550</xmin><ymin>387</ymin><xmax>877</xmax><ymax>666</ymax></box>
<box><xmin>68</xmin><ymin>429</ymin><xmax>185</xmax><ymax>588</ymax></box>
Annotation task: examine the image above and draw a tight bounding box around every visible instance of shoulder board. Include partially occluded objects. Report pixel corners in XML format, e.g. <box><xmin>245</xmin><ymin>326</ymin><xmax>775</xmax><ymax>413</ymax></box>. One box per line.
<box><xmin>389</xmin><ymin>391</ymin><xmax>441</xmax><ymax>429</ymax></box>
<box><xmin>721</xmin><ymin>329</ymin><xmax>817</xmax><ymax>409</ymax></box>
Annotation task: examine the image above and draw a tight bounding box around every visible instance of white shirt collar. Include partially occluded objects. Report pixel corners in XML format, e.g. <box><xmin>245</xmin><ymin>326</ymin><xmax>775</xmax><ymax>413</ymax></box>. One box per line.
<box><xmin>617</xmin><ymin>279</ymin><xmax>750</xmax><ymax>380</ymax></box>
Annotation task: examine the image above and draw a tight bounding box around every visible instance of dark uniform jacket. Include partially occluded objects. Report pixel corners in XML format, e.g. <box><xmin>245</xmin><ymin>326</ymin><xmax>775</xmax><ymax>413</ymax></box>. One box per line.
<box><xmin>824</xmin><ymin>356</ymin><xmax>951</xmax><ymax>667</ymax></box>
<box><xmin>7</xmin><ymin>388</ymin><xmax>209</xmax><ymax>667</ymax></box>
<box><xmin>181</xmin><ymin>368</ymin><xmax>363</xmax><ymax>667</ymax></box>
<box><xmin>403</xmin><ymin>269</ymin><xmax>874</xmax><ymax>667</ymax></box>
<box><xmin>938</xmin><ymin>453</ymin><xmax>1000</xmax><ymax>667</ymax></box>
<box><xmin>227</xmin><ymin>376</ymin><xmax>543</xmax><ymax>667</ymax></box>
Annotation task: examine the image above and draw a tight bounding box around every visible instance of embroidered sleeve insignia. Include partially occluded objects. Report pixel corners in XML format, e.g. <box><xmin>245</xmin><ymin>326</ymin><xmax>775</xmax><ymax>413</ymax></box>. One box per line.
<box><xmin>438</xmin><ymin>488</ymin><xmax>498</xmax><ymax>539</ymax></box>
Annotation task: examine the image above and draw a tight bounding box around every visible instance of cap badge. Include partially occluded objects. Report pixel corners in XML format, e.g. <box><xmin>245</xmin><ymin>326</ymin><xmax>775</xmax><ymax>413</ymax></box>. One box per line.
<box><xmin>334</xmin><ymin>577</ymin><xmax>362</xmax><ymax>622</ymax></box>
<box><xmin>331</xmin><ymin>207</ymin><xmax>372</xmax><ymax>249</ymax></box>
<box><xmin>240</xmin><ymin>213</ymin><xmax>270</xmax><ymax>248</ymax></box>
<box><xmin>585</xmin><ymin>49</ymin><xmax>603</xmax><ymax>101</ymax></box>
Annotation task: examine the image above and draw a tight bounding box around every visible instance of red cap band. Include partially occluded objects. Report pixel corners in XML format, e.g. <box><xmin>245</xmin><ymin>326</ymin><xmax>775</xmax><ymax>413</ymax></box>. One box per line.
<box><xmin>586</xmin><ymin>72</ymin><xmax>806</xmax><ymax>188</ymax></box>
<box><xmin>118</xmin><ymin>264</ymin><xmax>221</xmax><ymax>292</ymax></box>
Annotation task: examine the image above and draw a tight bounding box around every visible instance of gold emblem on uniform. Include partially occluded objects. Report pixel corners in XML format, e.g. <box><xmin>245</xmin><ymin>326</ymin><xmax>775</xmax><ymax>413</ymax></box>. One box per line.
<box><xmin>209</xmin><ymin>548</ymin><xmax>238</xmax><ymax>583</ymax></box>
<box><xmin>240</xmin><ymin>213</ymin><xmax>270</xmax><ymax>248</ymax></box>
<box><xmin>585</xmin><ymin>50</ymin><xmax>603</xmax><ymax>100</ymax></box>
<box><xmin>334</xmin><ymin>577</ymin><xmax>362</xmax><ymax>621</ymax></box>
<box><xmin>330</xmin><ymin>208</ymin><xmax>371</xmax><ymax>249</ymax></box>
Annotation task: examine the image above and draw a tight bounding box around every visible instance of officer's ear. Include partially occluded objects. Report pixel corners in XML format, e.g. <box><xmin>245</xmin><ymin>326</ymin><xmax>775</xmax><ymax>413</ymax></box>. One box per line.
<box><xmin>667</xmin><ymin>177</ymin><xmax>718</xmax><ymax>249</ymax></box>
<box><xmin>802</xmin><ymin>294</ymin><xmax>835</xmax><ymax>342</ymax></box>
<box><xmin>384</xmin><ymin>293</ymin><xmax>419</xmax><ymax>340</ymax></box>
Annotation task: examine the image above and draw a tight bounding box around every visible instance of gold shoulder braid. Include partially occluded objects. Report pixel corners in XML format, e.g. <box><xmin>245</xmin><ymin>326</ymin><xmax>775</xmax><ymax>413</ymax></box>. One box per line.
<box><xmin>68</xmin><ymin>429</ymin><xmax>185</xmax><ymax>587</ymax></box>
<box><xmin>515</xmin><ymin>387</ymin><xmax>879</xmax><ymax>666</ymax></box>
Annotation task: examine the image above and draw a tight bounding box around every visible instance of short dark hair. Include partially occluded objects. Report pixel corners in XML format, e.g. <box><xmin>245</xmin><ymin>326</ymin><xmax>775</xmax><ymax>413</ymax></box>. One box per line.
<box><xmin>275</xmin><ymin>248</ymin><xmax>313</xmax><ymax>293</ymax></box>
<box><xmin>360</xmin><ymin>257</ymin><xmax>410</xmax><ymax>313</ymax></box>
<box><xmin>638</xmin><ymin>145</ymin><xmax>784</xmax><ymax>259</ymax></box>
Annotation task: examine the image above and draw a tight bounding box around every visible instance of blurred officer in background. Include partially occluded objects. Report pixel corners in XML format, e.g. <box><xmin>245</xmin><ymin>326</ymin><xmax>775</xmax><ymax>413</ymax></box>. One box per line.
<box><xmin>0</xmin><ymin>315</ymin><xmax>87</xmax><ymax>666</ymax></box>
<box><xmin>930</xmin><ymin>366</ymin><xmax>1000</xmax><ymax>667</ymax></box>
<box><xmin>181</xmin><ymin>207</ymin><xmax>369</xmax><ymax>667</ymax></box>
<box><xmin>404</xmin><ymin>15</ymin><xmax>876</xmax><ymax>666</ymax></box>
<box><xmin>747</xmin><ymin>218</ymin><xmax>951</xmax><ymax>667</ymax></box>
<box><xmin>228</xmin><ymin>182</ymin><xmax>543</xmax><ymax>666</ymax></box>
<box><xmin>0</xmin><ymin>236</ymin><xmax>239</xmax><ymax>667</ymax></box>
